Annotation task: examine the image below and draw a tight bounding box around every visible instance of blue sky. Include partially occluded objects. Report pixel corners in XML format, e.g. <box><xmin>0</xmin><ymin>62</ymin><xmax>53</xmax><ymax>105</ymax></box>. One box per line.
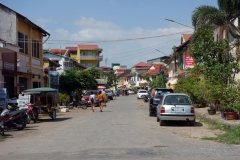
<box><xmin>1</xmin><ymin>0</ymin><xmax>218</xmax><ymax>68</ymax></box>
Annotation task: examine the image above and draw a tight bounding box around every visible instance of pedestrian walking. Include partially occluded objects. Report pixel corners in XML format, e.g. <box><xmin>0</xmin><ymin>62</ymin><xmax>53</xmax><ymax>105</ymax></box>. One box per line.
<box><xmin>114</xmin><ymin>90</ymin><xmax>118</xmax><ymax>99</ymax></box>
<box><xmin>101</xmin><ymin>88</ymin><xmax>107</xmax><ymax>107</ymax></box>
<box><xmin>89</xmin><ymin>91</ymin><xmax>96</xmax><ymax>112</ymax></box>
<box><xmin>98</xmin><ymin>90</ymin><xmax>104</xmax><ymax>112</ymax></box>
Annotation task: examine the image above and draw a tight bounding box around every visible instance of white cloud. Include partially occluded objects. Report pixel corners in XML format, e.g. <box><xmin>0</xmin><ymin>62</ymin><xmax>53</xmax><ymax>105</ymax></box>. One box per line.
<box><xmin>36</xmin><ymin>18</ymin><xmax>53</xmax><ymax>28</ymax></box>
<box><xmin>45</xmin><ymin>17</ymin><xmax>193</xmax><ymax>68</ymax></box>
<box><xmin>55</xmin><ymin>29</ymin><xmax>70</xmax><ymax>37</ymax></box>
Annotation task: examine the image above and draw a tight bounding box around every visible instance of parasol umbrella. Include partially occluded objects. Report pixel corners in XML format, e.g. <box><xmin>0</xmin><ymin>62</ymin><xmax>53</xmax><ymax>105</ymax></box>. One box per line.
<box><xmin>98</xmin><ymin>85</ymin><xmax>106</xmax><ymax>89</ymax></box>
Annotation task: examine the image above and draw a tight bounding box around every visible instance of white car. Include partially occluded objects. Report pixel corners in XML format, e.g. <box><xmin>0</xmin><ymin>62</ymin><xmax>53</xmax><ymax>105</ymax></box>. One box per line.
<box><xmin>156</xmin><ymin>93</ymin><xmax>195</xmax><ymax>126</ymax></box>
<box><xmin>137</xmin><ymin>89</ymin><xmax>148</xmax><ymax>99</ymax></box>
<box><xmin>128</xmin><ymin>90</ymin><xmax>134</xmax><ymax>94</ymax></box>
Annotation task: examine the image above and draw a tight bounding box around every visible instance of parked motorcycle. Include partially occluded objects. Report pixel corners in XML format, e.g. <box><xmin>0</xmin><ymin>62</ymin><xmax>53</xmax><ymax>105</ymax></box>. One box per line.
<box><xmin>142</xmin><ymin>95</ymin><xmax>150</xmax><ymax>103</ymax></box>
<box><xmin>67</xmin><ymin>101</ymin><xmax>88</xmax><ymax>110</ymax></box>
<box><xmin>25</xmin><ymin>103</ymin><xmax>39</xmax><ymax>124</ymax></box>
<box><xmin>0</xmin><ymin>107</ymin><xmax>28</xmax><ymax>131</ymax></box>
<box><xmin>0</xmin><ymin>121</ymin><xmax>4</xmax><ymax>136</ymax></box>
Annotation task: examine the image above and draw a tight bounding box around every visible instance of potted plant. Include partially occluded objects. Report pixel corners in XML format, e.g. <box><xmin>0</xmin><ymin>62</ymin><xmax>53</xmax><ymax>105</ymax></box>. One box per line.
<box><xmin>220</xmin><ymin>85</ymin><xmax>240</xmax><ymax>120</ymax></box>
<box><xmin>207</xmin><ymin>106</ymin><xmax>216</xmax><ymax>115</ymax></box>
<box><xmin>58</xmin><ymin>93</ymin><xmax>70</xmax><ymax>106</ymax></box>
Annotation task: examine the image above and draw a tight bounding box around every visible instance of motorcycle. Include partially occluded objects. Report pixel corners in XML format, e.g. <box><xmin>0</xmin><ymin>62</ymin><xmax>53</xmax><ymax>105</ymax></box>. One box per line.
<box><xmin>25</xmin><ymin>103</ymin><xmax>39</xmax><ymax>124</ymax></box>
<box><xmin>142</xmin><ymin>95</ymin><xmax>150</xmax><ymax>103</ymax></box>
<box><xmin>67</xmin><ymin>101</ymin><xmax>88</xmax><ymax>110</ymax></box>
<box><xmin>0</xmin><ymin>121</ymin><xmax>4</xmax><ymax>136</ymax></box>
<box><xmin>0</xmin><ymin>108</ymin><xmax>28</xmax><ymax>131</ymax></box>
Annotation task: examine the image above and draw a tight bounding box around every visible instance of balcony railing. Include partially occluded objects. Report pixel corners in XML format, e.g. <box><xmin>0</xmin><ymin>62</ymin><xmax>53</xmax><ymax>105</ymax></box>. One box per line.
<box><xmin>129</xmin><ymin>80</ymin><xmax>136</xmax><ymax>85</ymax></box>
<box><xmin>80</xmin><ymin>55</ymin><xmax>103</xmax><ymax>61</ymax></box>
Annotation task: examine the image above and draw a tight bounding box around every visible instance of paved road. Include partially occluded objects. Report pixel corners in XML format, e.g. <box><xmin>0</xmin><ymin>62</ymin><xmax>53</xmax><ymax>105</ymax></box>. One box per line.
<box><xmin>0</xmin><ymin>95</ymin><xmax>240</xmax><ymax>160</ymax></box>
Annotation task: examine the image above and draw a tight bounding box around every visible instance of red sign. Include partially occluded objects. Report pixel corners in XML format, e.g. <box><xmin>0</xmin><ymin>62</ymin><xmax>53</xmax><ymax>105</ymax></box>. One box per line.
<box><xmin>185</xmin><ymin>54</ymin><xmax>194</xmax><ymax>68</ymax></box>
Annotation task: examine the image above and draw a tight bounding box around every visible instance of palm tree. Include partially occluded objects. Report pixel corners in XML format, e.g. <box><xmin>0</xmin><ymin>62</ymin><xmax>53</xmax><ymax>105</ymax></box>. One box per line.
<box><xmin>192</xmin><ymin>0</ymin><xmax>240</xmax><ymax>40</ymax></box>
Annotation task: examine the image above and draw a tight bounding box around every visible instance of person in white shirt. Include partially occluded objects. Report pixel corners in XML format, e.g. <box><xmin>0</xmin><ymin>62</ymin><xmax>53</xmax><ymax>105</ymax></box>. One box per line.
<box><xmin>89</xmin><ymin>91</ymin><xmax>96</xmax><ymax>112</ymax></box>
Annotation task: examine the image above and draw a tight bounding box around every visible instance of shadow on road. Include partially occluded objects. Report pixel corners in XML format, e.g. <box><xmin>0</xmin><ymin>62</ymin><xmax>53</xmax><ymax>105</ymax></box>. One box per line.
<box><xmin>162</xmin><ymin>121</ymin><xmax>203</xmax><ymax>127</ymax></box>
<box><xmin>37</xmin><ymin>117</ymin><xmax>72</xmax><ymax>123</ymax></box>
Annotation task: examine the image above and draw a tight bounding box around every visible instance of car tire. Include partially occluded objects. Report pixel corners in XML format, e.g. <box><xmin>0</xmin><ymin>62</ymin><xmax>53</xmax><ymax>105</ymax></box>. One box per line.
<box><xmin>51</xmin><ymin>110</ymin><xmax>57</xmax><ymax>120</ymax></box>
<box><xmin>159</xmin><ymin>119</ymin><xmax>165</xmax><ymax>126</ymax></box>
<box><xmin>157</xmin><ymin>116</ymin><xmax>159</xmax><ymax>122</ymax></box>
<box><xmin>149</xmin><ymin>111</ymin><xmax>153</xmax><ymax>117</ymax></box>
<box><xmin>190</xmin><ymin>119</ymin><xmax>195</xmax><ymax>126</ymax></box>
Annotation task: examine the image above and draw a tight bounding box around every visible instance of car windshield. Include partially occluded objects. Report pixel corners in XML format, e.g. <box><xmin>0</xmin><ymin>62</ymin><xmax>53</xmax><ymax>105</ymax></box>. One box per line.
<box><xmin>105</xmin><ymin>90</ymin><xmax>111</xmax><ymax>93</ymax></box>
<box><xmin>155</xmin><ymin>90</ymin><xmax>173</xmax><ymax>98</ymax></box>
<box><xmin>164</xmin><ymin>95</ymin><xmax>192</xmax><ymax>105</ymax></box>
<box><xmin>139</xmin><ymin>91</ymin><xmax>147</xmax><ymax>93</ymax></box>
<box><xmin>84</xmin><ymin>91</ymin><xmax>98</xmax><ymax>96</ymax></box>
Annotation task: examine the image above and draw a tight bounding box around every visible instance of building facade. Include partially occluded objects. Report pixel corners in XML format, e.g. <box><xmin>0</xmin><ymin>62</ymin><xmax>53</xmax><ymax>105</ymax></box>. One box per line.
<box><xmin>67</xmin><ymin>44</ymin><xmax>103</xmax><ymax>68</ymax></box>
<box><xmin>0</xmin><ymin>3</ymin><xmax>50</xmax><ymax>98</ymax></box>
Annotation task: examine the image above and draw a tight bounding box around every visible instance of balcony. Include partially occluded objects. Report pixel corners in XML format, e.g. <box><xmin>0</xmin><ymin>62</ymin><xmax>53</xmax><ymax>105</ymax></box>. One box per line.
<box><xmin>129</xmin><ymin>80</ymin><xmax>136</xmax><ymax>85</ymax></box>
<box><xmin>80</xmin><ymin>55</ymin><xmax>103</xmax><ymax>61</ymax></box>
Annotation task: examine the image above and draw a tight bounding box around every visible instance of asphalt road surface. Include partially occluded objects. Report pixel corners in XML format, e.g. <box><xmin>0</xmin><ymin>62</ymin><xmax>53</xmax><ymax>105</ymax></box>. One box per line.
<box><xmin>0</xmin><ymin>95</ymin><xmax>240</xmax><ymax>160</ymax></box>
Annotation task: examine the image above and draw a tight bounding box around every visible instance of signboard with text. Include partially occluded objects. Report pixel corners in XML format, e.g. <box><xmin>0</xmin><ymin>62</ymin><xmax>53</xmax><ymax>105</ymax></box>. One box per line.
<box><xmin>185</xmin><ymin>54</ymin><xmax>195</xmax><ymax>69</ymax></box>
<box><xmin>18</xmin><ymin>94</ymin><xmax>31</xmax><ymax>109</ymax></box>
<box><xmin>49</xmin><ymin>71</ymin><xmax>59</xmax><ymax>89</ymax></box>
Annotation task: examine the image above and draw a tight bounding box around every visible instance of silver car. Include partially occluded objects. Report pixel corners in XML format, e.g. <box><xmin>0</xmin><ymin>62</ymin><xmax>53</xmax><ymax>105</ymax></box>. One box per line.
<box><xmin>156</xmin><ymin>93</ymin><xmax>195</xmax><ymax>126</ymax></box>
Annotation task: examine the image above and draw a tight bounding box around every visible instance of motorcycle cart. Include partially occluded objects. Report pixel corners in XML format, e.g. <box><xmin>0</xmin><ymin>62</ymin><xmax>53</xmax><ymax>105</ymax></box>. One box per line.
<box><xmin>22</xmin><ymin>87</ymin><xmax>58</xmax><ymax>120</ymax></box>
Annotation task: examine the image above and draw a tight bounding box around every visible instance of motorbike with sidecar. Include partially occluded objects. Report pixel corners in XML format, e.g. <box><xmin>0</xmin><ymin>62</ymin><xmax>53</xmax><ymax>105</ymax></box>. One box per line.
<box><xmin>22</xmin><ymin>87</ymin><xmax>58</xmax><ymax>120</ymax></box>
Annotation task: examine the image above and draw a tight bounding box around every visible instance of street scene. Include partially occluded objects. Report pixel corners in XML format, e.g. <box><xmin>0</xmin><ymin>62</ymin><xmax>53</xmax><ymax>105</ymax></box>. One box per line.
<box><xmin>0</xmin><ymin>95</ymin><xmax>240</xmax><ymax>160</ymax></box>
<box><xmin>1</xmin><ymin>0</ymin><xmax>240</xmax><ymax>160</ymax></box>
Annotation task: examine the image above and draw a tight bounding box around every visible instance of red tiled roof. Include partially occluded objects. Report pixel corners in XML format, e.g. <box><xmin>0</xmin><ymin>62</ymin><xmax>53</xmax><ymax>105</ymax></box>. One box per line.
<box><xmin>116</xmin><ymin>72</ymin><xmax>124</xmax><ymax>76</ymax></box>
<box><xmin>183</xmin><ymin>34</ymin><xmax>192</xmax><ymax>41</ymax></box>
<box><xmin>49</xmin><ymin>48</ymin><xmax>68</xmax><ymax>55</ymax></box>
<box><xmin>142</xmin><ymin>64</ymin><xmax>168</xmax><ymax>75</ymax></box>
<box><xmin>101</xmin><ymin>66</ymin><xmax>111</xmax><ymax>68</ymax></box>
<box><xmin>66</xmin><ymin>47</ymin><xmax>77</xmax><ymax>51</ymax></box>
<box><xmin>133</xmin><ymin>62</ymin><xmax>151</xmax><ymax>67</ymax></box>
<box><xmin>78</xmin><ymin>44</ymin><xmax>99</xmax><ymax>49</ymax></box>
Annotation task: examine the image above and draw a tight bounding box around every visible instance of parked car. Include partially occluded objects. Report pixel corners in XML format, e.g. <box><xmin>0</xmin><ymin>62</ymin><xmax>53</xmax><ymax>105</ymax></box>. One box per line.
<box><xmin>156</xmin><ymin>93</ymin><xmax>195</xmax><ymax>126</ymax></box>
<box><xmin>128</xmin><ymin>90</ymin><xmax>134</xmax><ymax>94</ymax></box>
<box><xmin>81</xmin><ymin>90</ymin><xmax>99</xmax><ymax>106</ymax></box>
<box><xmin>105</xmin><ymin>89</ymin><xmax>113</xmax><ymax>100</ymax></box>
<box><xmin>149</xmin><ymin>88</ymin><xmax>173</xmax><ymax>117</ymax></box>
<box><xmin>137</xmin><ymin>89</ymin><xmax>148</xmax><ymax>99</ymax></box>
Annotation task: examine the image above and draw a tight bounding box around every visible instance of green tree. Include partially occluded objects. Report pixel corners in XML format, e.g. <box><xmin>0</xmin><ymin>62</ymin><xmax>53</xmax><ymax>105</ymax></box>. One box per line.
<box><xmin>59</xmin><ymin>68</ymin><xmax>99</xmax><ymax>93</ymax></box>
<box><xmin>141</xmin><ymin>74</ymin><xmax>151</xmax><ymax>82</ymax></box>
<box><xmin>192</xmin><ymin>0</ymin><xmax>240</xmax><ymax>39</ymax></box>
<box><xmin>190</xmin><ymin>27</ymin><xmax>239</xmax><ymax>84</ymax></box>
<box><xmin>149</xmin><ymin>74</ymin><xmax>167</xmax><ymax>90</ymax></box>
<box><xmin>105</xmin><ymin>71</ymin><xmax>118</xmax><ymax>90</ymax></box>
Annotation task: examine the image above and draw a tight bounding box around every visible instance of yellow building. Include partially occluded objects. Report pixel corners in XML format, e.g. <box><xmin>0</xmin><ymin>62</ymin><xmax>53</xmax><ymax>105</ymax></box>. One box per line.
<box><xmin>67</xmin><ymin>44</ymin><xmax>103</xmax><ymax>68</ymax></box>
<box><xmin>0</xmin><ymin>3</ymin><xmax>50</xmax><ymax>97</ymax></box>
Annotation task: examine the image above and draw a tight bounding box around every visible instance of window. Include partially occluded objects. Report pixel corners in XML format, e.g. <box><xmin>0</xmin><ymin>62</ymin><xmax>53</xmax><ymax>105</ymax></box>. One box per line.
<box><xmin>88</xmin><ymin>63</ymin><xmax>92</xmax><ymax>68</ymax></box>
<box><xmin>18</xmin><ymin>32</ymin><xmax>28</xmax><ymax>54</ymax></box>
<box><xmin>33</xmin><ymin>82</ymin><xmax>41</xmax><ymax>88</ymax></box>
<box><xmin>88</xmin><ymin>51</ymin><xmax>92</xmax><ymax>56</ymax></box>
<box><xmin>71</xmin><ymin>51</ymin><xmax>77</xmax><ymax>55</ymax></box>
<box><xmin>32</xmin><ymin>39</ymin><xmax>39</xmax><ymax>58</ymax></box>
<box><xmin>81</xmin><ymin>52</ymin><xmax>85</xmax><ymax>56</ymax></box>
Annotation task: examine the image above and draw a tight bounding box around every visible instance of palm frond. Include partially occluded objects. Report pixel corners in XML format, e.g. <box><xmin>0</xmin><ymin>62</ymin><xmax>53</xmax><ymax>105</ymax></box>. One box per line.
<box><xmin>218</xmin><ymin>0</ymin><xmax>240</xmax><ymax>21</ymax></box>
<box><xmin>192</xmin><ymin>5</ymin><xmax>224</xmax><ymax>30</ymax></box>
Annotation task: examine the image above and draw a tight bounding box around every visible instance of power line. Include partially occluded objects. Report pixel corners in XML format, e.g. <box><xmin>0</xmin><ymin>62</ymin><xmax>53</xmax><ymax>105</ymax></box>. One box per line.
<box><xmin>104</xmin><ymin>37</ymin><xmax>179</xmax><ymax>56</ymax></box>
<box><xmin>17</xmin><ymin>30</ymin><xmax>192</xmax><ymax>44</ymax></box>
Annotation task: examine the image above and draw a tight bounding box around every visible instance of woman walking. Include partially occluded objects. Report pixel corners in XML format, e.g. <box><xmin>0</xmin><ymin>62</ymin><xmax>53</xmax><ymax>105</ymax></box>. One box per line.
<box><xmin>89</xmin><ymin>91</ymin><xmax>96</xmax><ymax>112</ymax></box>
<box><xmin>98</xmin><ymin>90</ymin><xmax>104</xmax><ymax>112</ymax></box>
